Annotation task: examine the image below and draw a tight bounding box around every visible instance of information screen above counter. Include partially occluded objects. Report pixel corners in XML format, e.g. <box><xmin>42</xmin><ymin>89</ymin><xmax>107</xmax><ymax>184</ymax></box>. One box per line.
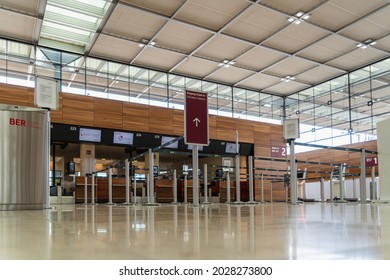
<box><xmin>50</xmin><ymin>123</ymin><xmax>254</xmax><ymax>156</ymax></box>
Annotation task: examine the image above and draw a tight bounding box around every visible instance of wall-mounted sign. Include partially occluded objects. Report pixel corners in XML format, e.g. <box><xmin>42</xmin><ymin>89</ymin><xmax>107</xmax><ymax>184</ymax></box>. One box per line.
<box><xmin>271</xmin><ymin>145</ymin><xmax>287</xmax><ymax>158</ymax></box>
<box><xmin>366</xmin><ymin>157</ymin><xmax>378</xmax><ymax>167</ymax></box>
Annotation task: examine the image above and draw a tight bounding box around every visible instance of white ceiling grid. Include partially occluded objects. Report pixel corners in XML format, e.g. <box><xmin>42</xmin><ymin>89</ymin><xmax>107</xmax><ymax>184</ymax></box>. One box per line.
<box><xmin>0</xmin><ymin>0</ymin><xmax>389</xmax><ymax>96</ymax></box>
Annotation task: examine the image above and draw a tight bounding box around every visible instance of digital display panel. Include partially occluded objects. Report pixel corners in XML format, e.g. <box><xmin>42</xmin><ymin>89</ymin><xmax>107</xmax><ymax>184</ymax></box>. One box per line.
<box><xmin>161</xmin><ymin>136</ymin><xmax>178</xmax><ymax>149</ymax></box>
<box><xmin>79</xmin><ymin>128</ymin><xmax>101</xmax><ymax>142</ymax></box>
<box><xmin>113</xmin><ymin>131</ymin><xmax>134</xmax><ymax>145</ymax></box>
<box><xmin>133</xmin><ymin>132</ymin><xmax>161</xmax><ymax>148</ymax></box>
<box><xmin>225</xmin><ymin>143</ymin><xmax>239</xmax><ymax>154</ymax></box>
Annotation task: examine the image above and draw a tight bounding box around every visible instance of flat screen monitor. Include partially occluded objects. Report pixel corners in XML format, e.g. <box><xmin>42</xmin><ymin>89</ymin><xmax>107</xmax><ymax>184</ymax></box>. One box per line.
<box><xmin>297</xmin><ymin>171</ymin><xmax>305</xmax><ymax>179</ymax></box>
<box><xmin>133</xmin><ymin>132</ymin><xmax>161</xmax><ymax>148</ymax></box>
<box><xmin>161</xmin><ymin>136</ymin><xmax>178</xmax><ymax>149</ymax></box>
<box><xmin>225</xmin><ymin>143</ymin><xmax>239</xmax><ymax>154</ymax></box>
<box><xmin>79</xmin><ymin>128</ymin><xmax>101</xmax><ymax>142</ymax></box>
<box><xmin>113</xmin><ymin>131</ymin><xmax>134</xmax><ymax>145</ymax></box>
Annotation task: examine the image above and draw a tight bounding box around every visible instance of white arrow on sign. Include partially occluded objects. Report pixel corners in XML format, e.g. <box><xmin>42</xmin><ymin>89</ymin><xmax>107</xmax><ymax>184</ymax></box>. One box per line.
<box><xmin>193</xmin><ymin>117</ymin><xmax>201</xmax><ymax>127</ymax></box>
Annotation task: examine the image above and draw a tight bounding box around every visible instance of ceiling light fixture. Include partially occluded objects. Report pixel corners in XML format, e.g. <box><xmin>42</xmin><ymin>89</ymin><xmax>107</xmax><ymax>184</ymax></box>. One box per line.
<box><xmin>356</xmin><ymin>39</ymin><xmax>377</xmax><ymax>49</ymax></box>
<box><xmin>288</xmin><ymin>11</ymin><xmax>310</xmax><ymax>25</ymax></box>
<box><xmin>138</xmin><ymin>39</ymin><xmax>156</xmax><ymax>48</ymax></box>
<box><xmin>281</xmin><ymin>76</ymin><xmax>295</xmax><ymax>82</ymax></box>
<box><xmin>218</xmin><ymin>59</ymin><xmax>235</xmax><ymax>68</ymax></box>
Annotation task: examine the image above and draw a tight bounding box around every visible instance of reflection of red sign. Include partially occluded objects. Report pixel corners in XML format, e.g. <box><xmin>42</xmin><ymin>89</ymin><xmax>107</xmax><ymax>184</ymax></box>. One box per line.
<box><xmin>185</xmin><ymin>90</ymin><xmax>209</xmax><ymax>145</ymax></box>
<box><xmin>366</xmin><ymin>157</ymin><xmax>378</xmax><ymax>167</ymax></box>
<box><xmin>271</xmin><ymin>146</ymin><xmax>287</xmax><ymax>158</ymax></box>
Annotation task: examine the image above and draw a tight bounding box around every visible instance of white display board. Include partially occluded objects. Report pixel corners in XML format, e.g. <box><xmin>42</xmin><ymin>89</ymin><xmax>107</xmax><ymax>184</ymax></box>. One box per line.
<box><xmin>283</xmin><ymin>118</ymin><xmax>300</xmax><ymax>139</ymax></box>
<box><xmin>34</xmin><ymin>76</ymin><xmax>59</xmax><ymax>110</ymax></box>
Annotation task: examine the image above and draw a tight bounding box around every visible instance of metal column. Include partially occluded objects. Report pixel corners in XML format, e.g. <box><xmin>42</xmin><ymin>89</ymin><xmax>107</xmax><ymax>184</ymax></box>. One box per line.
<box><xmin>247</xmin><ymin>156</ymin><xmax>257</xmax><ymax>204</ymax></box>
<box><xmin>203</xmin><ymin>164</ymin><xmax>210</xmax><ymax>204</ymax></box>
<box><xmin>145</xmin><ymin>149</ymin><xmax>159</xmax><ymax>206</ymax></box>
<box><xmin>226</xmin><ymin>171</ymin><xmax>231</xmax><ymax>203</ymax></box>
<box><xmin>320</xmin><ymin>177</ymin><xmax>325</xmax><ymax>202</ymax></box>
<box><xmin>290</xmin><ymin>140</ymin><xmax>298</xmax><ymax>205</ymax></box>
<box><xmin>108</xmin><ymin>167</ymin><xmax>113</xmax><ymax>205</ymax></box>
<box><xmin>172</xmin><ymin>169</ymin><xmax>179</xmax><ymax>204</ymax></box>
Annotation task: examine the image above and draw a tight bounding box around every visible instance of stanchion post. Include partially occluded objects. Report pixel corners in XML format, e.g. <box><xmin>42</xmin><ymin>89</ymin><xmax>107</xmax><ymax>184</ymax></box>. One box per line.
<box><xmin>133</xmin><ymin>173</ymin><xmax>137</xmax><ymax>204</ymax></box>
<box><xmin>261</xmin><ymin>173</ymin><xmax>264</xmax><ymax>203</ymax></box>
<box><xmin>226</xmin><ymin>171</ymin><xmax>231</xmax><ymax>203</ymax></box>
<box><xmin>360</xmin><ymin>148</ymin><xmax>367</xmax><ymax>203</ymax></box>
<box><xmin>320</xmin><ymin>177</ymin><xmax>325</xmax><ymax>202</ymax></box>
<box><xmin>203</xmin><ymin>164</ymin><xmax>208</xmax><ymax>203</ymax></box>
<box><xmin>330</xmin><ymin>170</ymin><xmax>334</xmax><ymax>200</ymax></box>
<box><xmin>353</xmin><ymin>178</ymin><xmax>356</xmax><ymax>199</ymax></box>
<box><xmin>184</xmin><ymin>174</ymin><xmax>188</xmax><ymax>204</ymax></box>
<box><xmin>290</xmin><ymin>139</ymin><xmax>298</xmax><ymax>205</ymax></box>
<box><xmin>192</xmin><ymin>145</ymin><xmax>199</xmax><ymax>206</ymax></box>
<box><xmin>84</xmin><ymin>175</ymin><xmax>88</xmax><ymax>205</ymax></box>
<box><xmin>108</xmin><ymin>167</ymin><xmax>113</xmax><ymax>205</ymax></box>
<box><xmin>339</xmin><ymin>164</ymin><xmax>345</xmax><ymax>201</ymax></box>
<box><xmin>248</xmin><ymin>156</ymin><xmax>255</xmax><ymax>203</ymax></box>
<box><xmin>270</xmin><ymin>181</ymin><xmax>273</xmax><ymax>203</ymax></box>
<box><xmin>146</xmin><ymin>174</ymin><xmax>150</xmax><ymax>203</ymax></box>
<box><xmin>371</xmin><ymin>166</ymin><xmax>376</xmax><ymax>201</ymax></box>
<box><xmin>173</xmin><ymin>169</ymin><xmax>178</xmax><ymax>204</ymax></box>
<box><xmin>149</xmin><ymin>149</ymin><xmax>154</xmax><ymax>204</ymax></box>
<box><xmin>125</xmin><ymin>160</ymin><xmax>130</xmax><ymax>204</ymax></box>
<box><xmin>91</xmin><ymin>173</ymin><xmax>95</xmax><ymax>204</ymax></box>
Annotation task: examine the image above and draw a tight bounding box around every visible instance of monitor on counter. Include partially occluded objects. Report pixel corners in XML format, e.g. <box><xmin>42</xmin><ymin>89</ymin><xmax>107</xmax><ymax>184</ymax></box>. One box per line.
<box><xmin>79</xmin><ymin>128</ymin><xmax>101</xmax><ymax>142</ymax></box>
<box><xmin>113</xmin><ymin>131</ymin><xmax>134</xmax><ymax>145</ymax></box>
<box><xmin>161</xmin><ymin>136</ymin><xmax>178</xmax><ymax>149</ymax></box>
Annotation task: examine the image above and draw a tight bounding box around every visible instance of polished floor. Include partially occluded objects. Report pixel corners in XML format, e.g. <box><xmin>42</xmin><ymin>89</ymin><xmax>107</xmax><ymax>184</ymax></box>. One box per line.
<box><xmin>1</xmin><ymin>202</ymin><xmax>390</xmax><ymax>260</ymax></box>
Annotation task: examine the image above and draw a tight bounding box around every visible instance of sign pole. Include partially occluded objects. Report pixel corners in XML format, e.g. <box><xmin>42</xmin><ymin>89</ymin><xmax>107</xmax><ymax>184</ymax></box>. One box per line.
<box><xmin>193</xmin><ymin>145</ymin><xmax>199</xmax><ymax>206</ymax></box>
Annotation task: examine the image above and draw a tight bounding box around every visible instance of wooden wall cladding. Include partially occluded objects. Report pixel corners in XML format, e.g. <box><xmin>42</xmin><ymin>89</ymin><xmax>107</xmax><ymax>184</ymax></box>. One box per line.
<box><xmin>122</xmin><ymin>102</ymin><xmax>149</xmax><ymax>132</ymax></box>
<box><xmin>0</xmin><ymin>83</ymin><xmax>30</xmax><ymax>106</ymax></box>
<box><xmin>236</xmin><ymin>119</ymin><xmax>254</xmax><ymax>143</ymax></box>
<box><xmin>209</xmin><ymin>115</ymin><xmax>217</xmax><ymax>140</ymax></box>
<box><xmin>173</xmin><ymin>109</ymin><xmax>184</xmax><ymax>136</ymax></box>
<box><xmin>94</xmin><ymin>98</ymin><xmax>123</xmax><ymax>130</ymax></box>
<box><xmin>216</xmin><ymin>116</ymin><xmax>236</xmax><ymax>142</ymax></box>
<box><xmin>62</xmin><ymin>94</ymin><xmax>94</xmax><ymax>126</ymax></box>
<box><xmin>149</xmin><ymin>106</ymin><xmax>174</xmax><ymax>135</ymax></box>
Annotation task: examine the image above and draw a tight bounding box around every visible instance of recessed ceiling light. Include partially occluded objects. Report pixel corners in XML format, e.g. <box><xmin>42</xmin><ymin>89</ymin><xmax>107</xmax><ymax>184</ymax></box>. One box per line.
<box><xmin>281</xmin><ymin>76</ymin><xmax>295</xmax><ymax>82</ymax></box>
<box><xmin>288</xmin><ymin>11</ymin><xmax>310</xmax><ymax>25</ymax></box>
<box><xmin>219</xmin><ymin>59</ymin><xmax>235</xmax><ymax>68</ymax></box>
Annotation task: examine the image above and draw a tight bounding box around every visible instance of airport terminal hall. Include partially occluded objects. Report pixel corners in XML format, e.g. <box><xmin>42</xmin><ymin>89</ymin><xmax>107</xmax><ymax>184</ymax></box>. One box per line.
<box><xmin>2</xmin><ymin>0</ymin><xmax>390</xmax><ymax>261</ymax></box>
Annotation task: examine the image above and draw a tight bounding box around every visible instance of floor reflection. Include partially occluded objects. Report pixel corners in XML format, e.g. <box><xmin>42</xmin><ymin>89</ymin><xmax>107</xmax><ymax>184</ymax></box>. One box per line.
<box><xmin>0</xmin><ymin>202</ymin><xmax>386</xmax><ymax>259</ymax></box>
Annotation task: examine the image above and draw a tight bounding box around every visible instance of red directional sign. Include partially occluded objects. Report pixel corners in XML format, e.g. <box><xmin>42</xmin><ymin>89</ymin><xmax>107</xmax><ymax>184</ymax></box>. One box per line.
<box><xmin>366</xmin><ymin>157</ymin><xmax>378</xmax><ymax>167</ymax></box>
<box><xmin>185</xmin><ymin>90</ymin><xmax>209</xmax><ymax>145</ymax></box>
